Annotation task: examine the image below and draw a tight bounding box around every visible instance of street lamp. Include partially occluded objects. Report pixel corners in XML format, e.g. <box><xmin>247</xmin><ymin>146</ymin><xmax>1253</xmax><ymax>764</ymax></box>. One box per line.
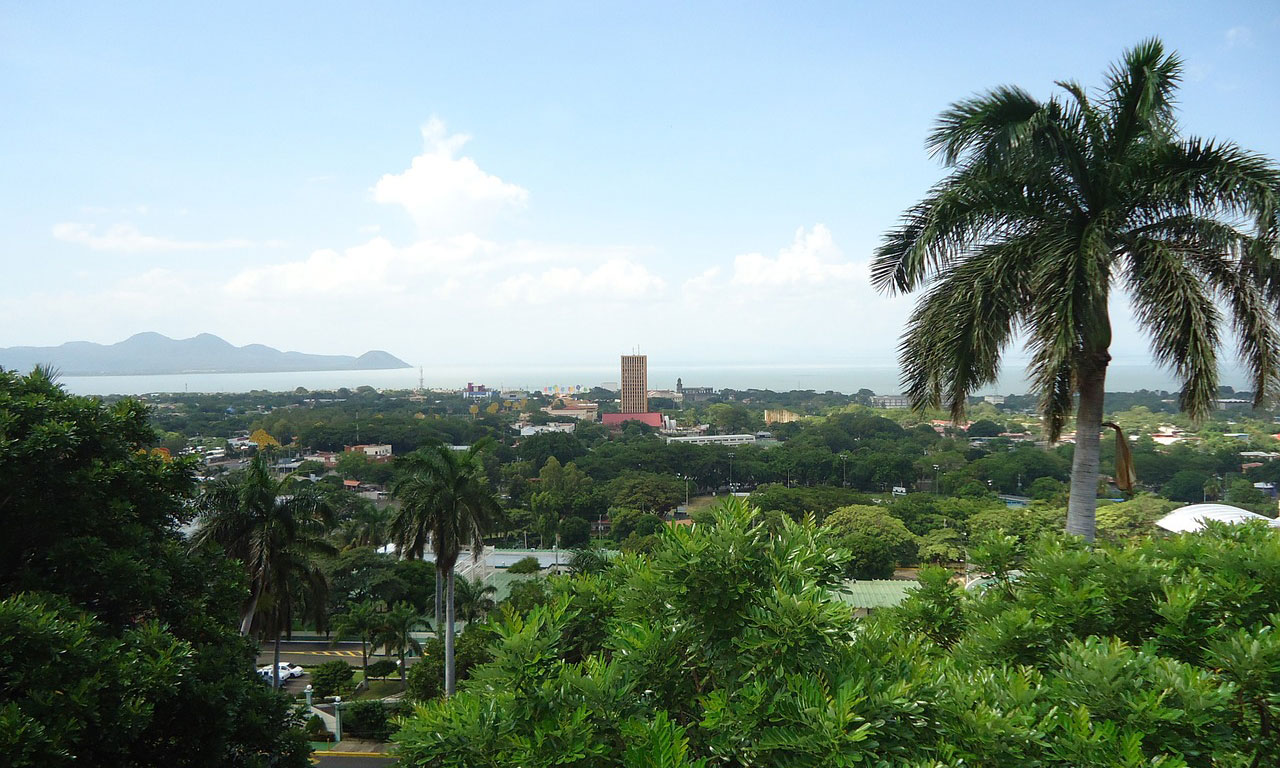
<box><xmin>840</xmin><ymin>453</ymin><xmax>849</xmax><ymax>487</ymax></box>
<box><xmin>727</xmin><ymin>452</ymin><xmax>736</xmax><ymax>493</ymax></box>
<box><xmin>932</xmin><ymin>464</ymin><xmax>940</xmax><ymax>494</ymax></box>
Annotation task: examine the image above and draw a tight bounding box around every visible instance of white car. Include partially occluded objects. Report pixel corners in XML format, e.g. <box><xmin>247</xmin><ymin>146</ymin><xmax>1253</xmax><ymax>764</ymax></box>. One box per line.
<box><xmin>257</xmin><ymin>662</ymin><xmax>304</xmax><ymax>682</ymax></box>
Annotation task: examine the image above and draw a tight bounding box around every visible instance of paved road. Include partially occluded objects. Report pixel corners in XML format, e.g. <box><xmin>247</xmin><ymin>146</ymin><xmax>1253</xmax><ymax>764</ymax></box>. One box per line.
<box><xmin>258</xmin><ymin>640</ymin><xmax>372</xmax><ymax>668</ymax></box>
<box><xmin>258</xmin><ymin>640</ymin><xmax>425</xmax><ymax>669</ymax></box>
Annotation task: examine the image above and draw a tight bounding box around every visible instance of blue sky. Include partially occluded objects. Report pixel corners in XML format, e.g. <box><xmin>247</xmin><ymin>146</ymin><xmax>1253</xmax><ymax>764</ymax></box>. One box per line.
<box><xmin>2</xmin><ymin>2</ymin><xmax>1277</xmax><ymax>373</ymax></box>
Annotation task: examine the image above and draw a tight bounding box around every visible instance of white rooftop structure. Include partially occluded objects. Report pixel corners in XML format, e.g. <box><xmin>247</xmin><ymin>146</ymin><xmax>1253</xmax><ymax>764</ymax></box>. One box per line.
<box><xmin>1155</xmin><ymin>503</ymin><xmax>1280</xmax><ymax>533</ymax></box>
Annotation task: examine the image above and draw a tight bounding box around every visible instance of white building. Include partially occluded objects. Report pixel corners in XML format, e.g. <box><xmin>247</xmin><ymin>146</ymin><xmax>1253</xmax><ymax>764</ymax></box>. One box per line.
<box><xmin>1156</xmin><ymin>503</ymin><xmax>1280</xmax><ymax>533</ymax></box>
<box><xmin>516</xmin><ymin>422</ymin><xmax>577</xmax><ymax>437</ymax></box>
<box><xmin>871</xmin><ymin>395</ymin><xmax>910</xmax><ymax>409</ymax></box>
<box><xmin>347</xmin><ymin>444</ymin><xmax>392</xmax><ymax>458</ymax></box>
<box><xmin>666</xmin><ymin>434</ymin><xmax>757</xmax><ymax>446</ymax></box>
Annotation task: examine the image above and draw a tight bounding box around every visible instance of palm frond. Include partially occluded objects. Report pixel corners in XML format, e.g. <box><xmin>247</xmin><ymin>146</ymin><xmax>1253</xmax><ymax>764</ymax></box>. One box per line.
<box><xmin>1125</xmin><ymin>238</ymin><xmax>1221</xmax><ymax>419</ymax></box>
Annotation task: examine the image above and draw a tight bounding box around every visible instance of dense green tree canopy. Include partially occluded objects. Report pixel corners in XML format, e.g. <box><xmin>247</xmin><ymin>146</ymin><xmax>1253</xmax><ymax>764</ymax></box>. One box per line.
<box><xmin>0</xmin><ymin>369</ymin><xmax>307</xmax><ymax>768</ymax></box>
<box><xmin>395</xmin><ymin>498</ymin><xmax>1280</xmax><ymax>767</ymax></box>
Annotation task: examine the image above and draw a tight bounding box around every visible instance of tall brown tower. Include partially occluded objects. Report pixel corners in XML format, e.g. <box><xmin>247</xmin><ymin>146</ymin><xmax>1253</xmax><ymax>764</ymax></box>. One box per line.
<box><xmin>620</xmin><ymin>354</ymin><xmax>648</xmax><ymax>413</ymax></box>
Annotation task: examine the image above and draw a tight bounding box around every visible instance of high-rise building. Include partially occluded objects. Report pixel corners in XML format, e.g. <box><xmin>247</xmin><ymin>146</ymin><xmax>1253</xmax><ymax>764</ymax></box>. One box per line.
<box><xmin>620</xmin><ymin>354</ymin><xmax>648</xmax><ymax>413</ymax></box>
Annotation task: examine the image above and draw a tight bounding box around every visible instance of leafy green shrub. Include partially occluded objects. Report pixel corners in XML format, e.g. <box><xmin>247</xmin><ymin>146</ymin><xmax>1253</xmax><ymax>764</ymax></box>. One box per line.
<box><xmin>507</xmin><ymin>556</ymin><xmax>541</xmax><ymax>574</ymax></box>
<box><xmin>342</xmin><ymin>700</ymin><xmax>400</xmax><ymax>741</ymax></box>
<box><xmin>404</xmin><ymin>626</ymin><xmax>495</xmax><ymax>702</ymax></box>
<box><xmin>395</xmin><ymin>496</ymin><xmax>1280</xmax><ymax>767</ymax></box>
<box><xmin>305</xmin><ymin>714</ymin><xmax>331</xmax><ymax>741</ymax></box>
<box><xmin>310</xmin><ymin>660</ymin><xmax>355</xmax><ymax>698</ymax></box>
<box><xmin>364</xmin><ymin>659</ymin><xmax>397</xmax><ymax>679</ymax></box>
<box><xmin>559</xmin><ymin>516</ymin><xmax>591</xmax><ymax>548</ymax></box>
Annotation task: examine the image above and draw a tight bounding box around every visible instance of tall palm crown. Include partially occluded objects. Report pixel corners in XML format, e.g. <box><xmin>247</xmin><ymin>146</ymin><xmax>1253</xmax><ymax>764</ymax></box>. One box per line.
<box><xmin>192</xmin><ymin>455</ymin><xmax>336</xmax><ymax>637</ymax></box>
<box><xmin>390</xmin><ymin>440</ymin><xmax>502</xmax><ymax>575</ymax></box>
<box><xmin>390</xmin><ymin>439</ymin><xmax>502</xmax><ymax>695</ymax></box>
<box><xmin>453</xmin><ymin>576</ymin><xmax>497</xmax><ymax>623</ymax></box>
<box><xmin>872</xmin><ymin>40</ymin><xmax>1280</xmax><ymax>540</ymax></box>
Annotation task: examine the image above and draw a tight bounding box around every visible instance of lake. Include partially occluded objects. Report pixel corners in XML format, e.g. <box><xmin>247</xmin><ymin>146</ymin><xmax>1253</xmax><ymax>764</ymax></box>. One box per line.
<box><xmin>55</xmin><ymin>361</ymin><xmax>1226</xmax><ymax>397</ymax></box>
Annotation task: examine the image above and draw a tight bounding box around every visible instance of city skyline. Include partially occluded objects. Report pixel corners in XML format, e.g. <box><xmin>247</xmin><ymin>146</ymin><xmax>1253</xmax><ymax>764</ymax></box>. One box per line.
<box><xmin>3</xmin><ymin>3</ymin><xmax>1278</xmax><ymax>376</ymax></box>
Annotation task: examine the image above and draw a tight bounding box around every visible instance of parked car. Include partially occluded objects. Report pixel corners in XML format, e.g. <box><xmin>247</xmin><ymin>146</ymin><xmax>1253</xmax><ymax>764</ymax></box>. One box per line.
<box><xmin>257</xmin><ymin>662</ymin><xmax>305</xmax><ymax>682</ymax></box>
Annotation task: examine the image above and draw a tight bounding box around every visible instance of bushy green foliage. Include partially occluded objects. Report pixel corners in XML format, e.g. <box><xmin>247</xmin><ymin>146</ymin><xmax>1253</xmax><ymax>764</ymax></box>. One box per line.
<box><xmin>559</xmin><ymin>515</ymin><xmax>591</xmax><ymax>548</ymax></box>
<box><xmin>342</xmin><ymin>700</ymin><xmax>400</xmax><ymax>741</ymax></box>
<box><xmin>396</xmin><ymin>499</ymin><xmax>1280</xmax><ymax>767</ymax></box>
<box><xmin>404</xmin><ymin>624</ymin><xmax>496</xmax><ymax>702</ymax></box>
<box><xmin>311</xmin><ymin>660</ymin><xmax>355</xmax><ymax>697</ymax></box>
<box><xmin>365</xmin><ymin>658</ymin><xmax>398</xmax><ymax>679</ymax></box>
<box><xmin>824</xmin><ymin>504</ymin><xmax>918</xmax><ymax>576</ymax></box>
<box><xmin>748</xmin><ymin>483</ymin><xmax>874</xmax><ymax>522</ymax></box>
<box><xmin>0</xmin><ymin>369</ymin><xmax>308</xmax><ymax>768</ymax></box>
<box><xmin>507</xmin><ymin>556</ymin><xmax>542</xmax><ymax>574</ymax></box>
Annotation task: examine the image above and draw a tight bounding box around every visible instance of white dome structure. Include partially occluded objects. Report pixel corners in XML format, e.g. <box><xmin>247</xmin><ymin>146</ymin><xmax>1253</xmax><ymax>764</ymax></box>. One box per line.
<box><xmin>1155</xmin><ymin>503</ymin><xmax>1280</xmax><ymax>533</ymax></box>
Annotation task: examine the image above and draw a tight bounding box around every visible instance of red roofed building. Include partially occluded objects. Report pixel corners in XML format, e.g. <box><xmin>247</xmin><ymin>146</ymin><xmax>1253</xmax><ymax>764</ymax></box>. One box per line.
<box><xmin>602</xmin><ymin>412</ymin><xmax>663</xmax><ymax>429</ymax></box>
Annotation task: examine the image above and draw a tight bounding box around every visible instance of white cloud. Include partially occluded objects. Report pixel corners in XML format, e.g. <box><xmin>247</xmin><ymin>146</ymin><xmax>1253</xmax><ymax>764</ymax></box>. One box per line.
<box><xmin>1225</xmin><ymin>26</ymin><xmax>1253</xmax><ymax>48</ymax></box>
<box><xmin>682</xmin><ymin>224</ymin><xmax>862</xmax><ymax>297</ymax></box>
<box><xmin>493</xmin><ymin>258</ymin><xmax>666</xmax><ymax>305</ymax></box>
<box><xmin>224</xmin><ymin>235</ymin><xmax>503</xmax><ymax>298</ymax></box>
<box><xmin>53</xmin><ymin>222</ymin><xmax>272</xmax><ymax>252</ymax></box>
<box><xmin>731</xmin><ymin>224</ymin><xmax>860</xmax><ymax>287</ymax></box>
<box><xmin>372</xmin><ymin>118</ymin><xmax>529</xmax><ymax>235</ymax></box>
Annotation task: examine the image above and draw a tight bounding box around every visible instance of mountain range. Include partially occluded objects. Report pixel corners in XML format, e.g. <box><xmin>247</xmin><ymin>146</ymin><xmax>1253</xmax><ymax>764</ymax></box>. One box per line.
<box><xmin>0</xmin><ymin>333</ymin><xmax>411</xmax><ymax>376</ymax></box>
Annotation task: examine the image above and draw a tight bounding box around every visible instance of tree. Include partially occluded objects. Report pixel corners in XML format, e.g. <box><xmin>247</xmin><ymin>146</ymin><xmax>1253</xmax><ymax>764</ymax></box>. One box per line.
<box><xmin>311</xmin><ymin>660</ymin><xmax>356</xmax><ymax>698</ymax></box>
<box><xmin>824</xmin><ymin>504</ymin><xmax>918</xmax><ymax>577</ymax></box>
<box><xmin>1162</xmin><ymin>469</ymin><xmax>1213</xmax><ymax>502</ymax></box>
<box><xmin>332</xmin><ymin>600</ymin><xmax>382</xmax><ymax>683</ymax></box>
<box><xmin>609</xmin><ymin>471</ymin><xmax>684</xmax><ymax>512</ymax></box>
<box><xmin>1094</xmin><ymin>494</ymin><xmax>1176</xmax><ymax>541</ymax></box>
<box><xmin>391</xmin><ymin>441</ymin><xmax>502</xmax><ymax>695</ymax></box>
<box><xmin>507</xmin><ymin>556</ymin><xmax>541</xmax><ymax>574</ymax></box>
<box><xmin>559</xmin><ymin>515</ymin><xmax>591</xmax><ymax>548</ymax></box>
<box><xmin>1225</xmin><ymin>477</ymin><xmax>1277</xmax><ymax>517</ymax></box>
<box><xmin>454</xmin><ymin>576</ymin><xmax>497</xmax><ymax>623</ymax></box>
<box><xmin>193</xmin><ymin>454</ymin><xmax>337</xmax><ymax>688</ymax></box>
<box><xmin>1026</xmin><ymin>476</ymin><xmax>1068</xmax><ymax>504</ymax></box>
<box><xmin>872</xmin><ymin>39</ymin><xmax>1280</xmax><ymax>541</ymax></box>
<box><xmin>395</xmin><ymin>498</ymin><xmax>1280</xmax><ymax>767</ymax></box>
<box><xmin>334</xmin><ymin>497</ymin><xmax>390</xmax><ymax>550</ymax></box>
<box><xmin>966</xmin><ymin>419</ymin><xmax>1004</xmax><ymax>437</ymax></box>
<box><xmin>0</xmin><ymin>368</ymin><xmax>308</xmax><ymax>767</ymax></box>
<box><xmin>377</xmin><ymin>602</ymin><xmax>428</xmax><ymax>685</ymax></box>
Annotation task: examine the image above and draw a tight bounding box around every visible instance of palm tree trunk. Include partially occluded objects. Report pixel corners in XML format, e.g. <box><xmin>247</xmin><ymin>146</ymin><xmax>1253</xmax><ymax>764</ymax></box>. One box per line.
<box><xmin>434</xmin><ymin>568</ymin><xmax>443</xmax><ymax>638</ymax></box>
<box><xmin>445</xmin><ymin>568</ymin><xmax>457</xmax><ymax>696</ymax></box>
<box><xmin>1066</xmin><ymin>361</ymin><xmax>1108</xmax><ymax>541</ymax></box>
<box><xmin>239</xmin><ymin>589</ymin><xmax>260</xmax><ymax>636</ymax></box>
<box><xmin>273</xmin><ymin>633</ymin><xmax>282</xmax><ymax>689</ymax></box>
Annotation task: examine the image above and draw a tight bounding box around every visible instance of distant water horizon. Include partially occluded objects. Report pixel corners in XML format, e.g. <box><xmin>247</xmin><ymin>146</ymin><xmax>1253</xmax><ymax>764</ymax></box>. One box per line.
<box><xmin>54</xmin><ymin>361</ymin><xmax>1251</xmax><ymax>398</ymax></box>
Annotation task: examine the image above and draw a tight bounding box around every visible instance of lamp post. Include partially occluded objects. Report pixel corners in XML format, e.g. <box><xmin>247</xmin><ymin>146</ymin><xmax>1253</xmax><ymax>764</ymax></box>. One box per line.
<box><xmin>728</xmin><ymin>452</ymin><xmax>735</xmax><ymax>493</ymax></box>
<box><xmin>840</xmin><ymin>453</ymin><xmax>849</xmax><ymax>487</ymax></box>
<box><xmin>333</xmin><ymin>696</ymin><xmax>343</xmax><ymax>742</ymax></box>
<box><xmin>933</xmin><ymin>464</ymin><xmax>940</xmax><ymax>494</ymax></box>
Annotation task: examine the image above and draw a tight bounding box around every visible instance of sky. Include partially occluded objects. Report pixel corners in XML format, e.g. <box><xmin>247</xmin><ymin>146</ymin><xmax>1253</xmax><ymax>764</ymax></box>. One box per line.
<box><xmin>2</xmin><ymin>1</ymin><xmax>1278</xmax><ymax>375</ymax></box>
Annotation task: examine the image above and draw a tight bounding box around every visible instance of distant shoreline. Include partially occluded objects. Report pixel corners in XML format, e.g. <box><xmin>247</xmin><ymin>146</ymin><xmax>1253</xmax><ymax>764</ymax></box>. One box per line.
<box><xmin>47</xmin><ymin>362</ymin><xmax>1250</xmax><ymax>399</ymax></box>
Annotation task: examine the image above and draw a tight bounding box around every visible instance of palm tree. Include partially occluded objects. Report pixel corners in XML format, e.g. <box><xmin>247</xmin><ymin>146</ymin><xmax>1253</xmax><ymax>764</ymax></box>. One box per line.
<box><xmin>453</xmin><ymin>576</ymin><xmax>497</xmax><ymax>624</ymax></box>
<box><xmin>333</xmin><ymin>497</ymin><xmax>390</xmax><ymax>550</ymax></box>
<box><xmin>872</xmin><ymin>39</ymin><xmax>1280</xmax><ymax>541</ymax></box>
<box><xmin>192</xmin><ymin>454</ymin><xmax>337</xmax><ymax>688</ymax></box>
<box><xmin>390</xmin><ymin>440</ymin><xmax>502</xmax><ymax>695</ymax></box>
<box><xmin>567</xmin><ymin>548</ymin><xmax>609</xmax><ymax>576</ymax></box>
<box><xmin>377</xmin><ymin>602</ymin><xmax>427</xmax><ymax>686</ymax></box>
<box><xmin>331</xmin><ymin>600</ymin><xmax>382</xmax><ymax>684</ymax></box>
